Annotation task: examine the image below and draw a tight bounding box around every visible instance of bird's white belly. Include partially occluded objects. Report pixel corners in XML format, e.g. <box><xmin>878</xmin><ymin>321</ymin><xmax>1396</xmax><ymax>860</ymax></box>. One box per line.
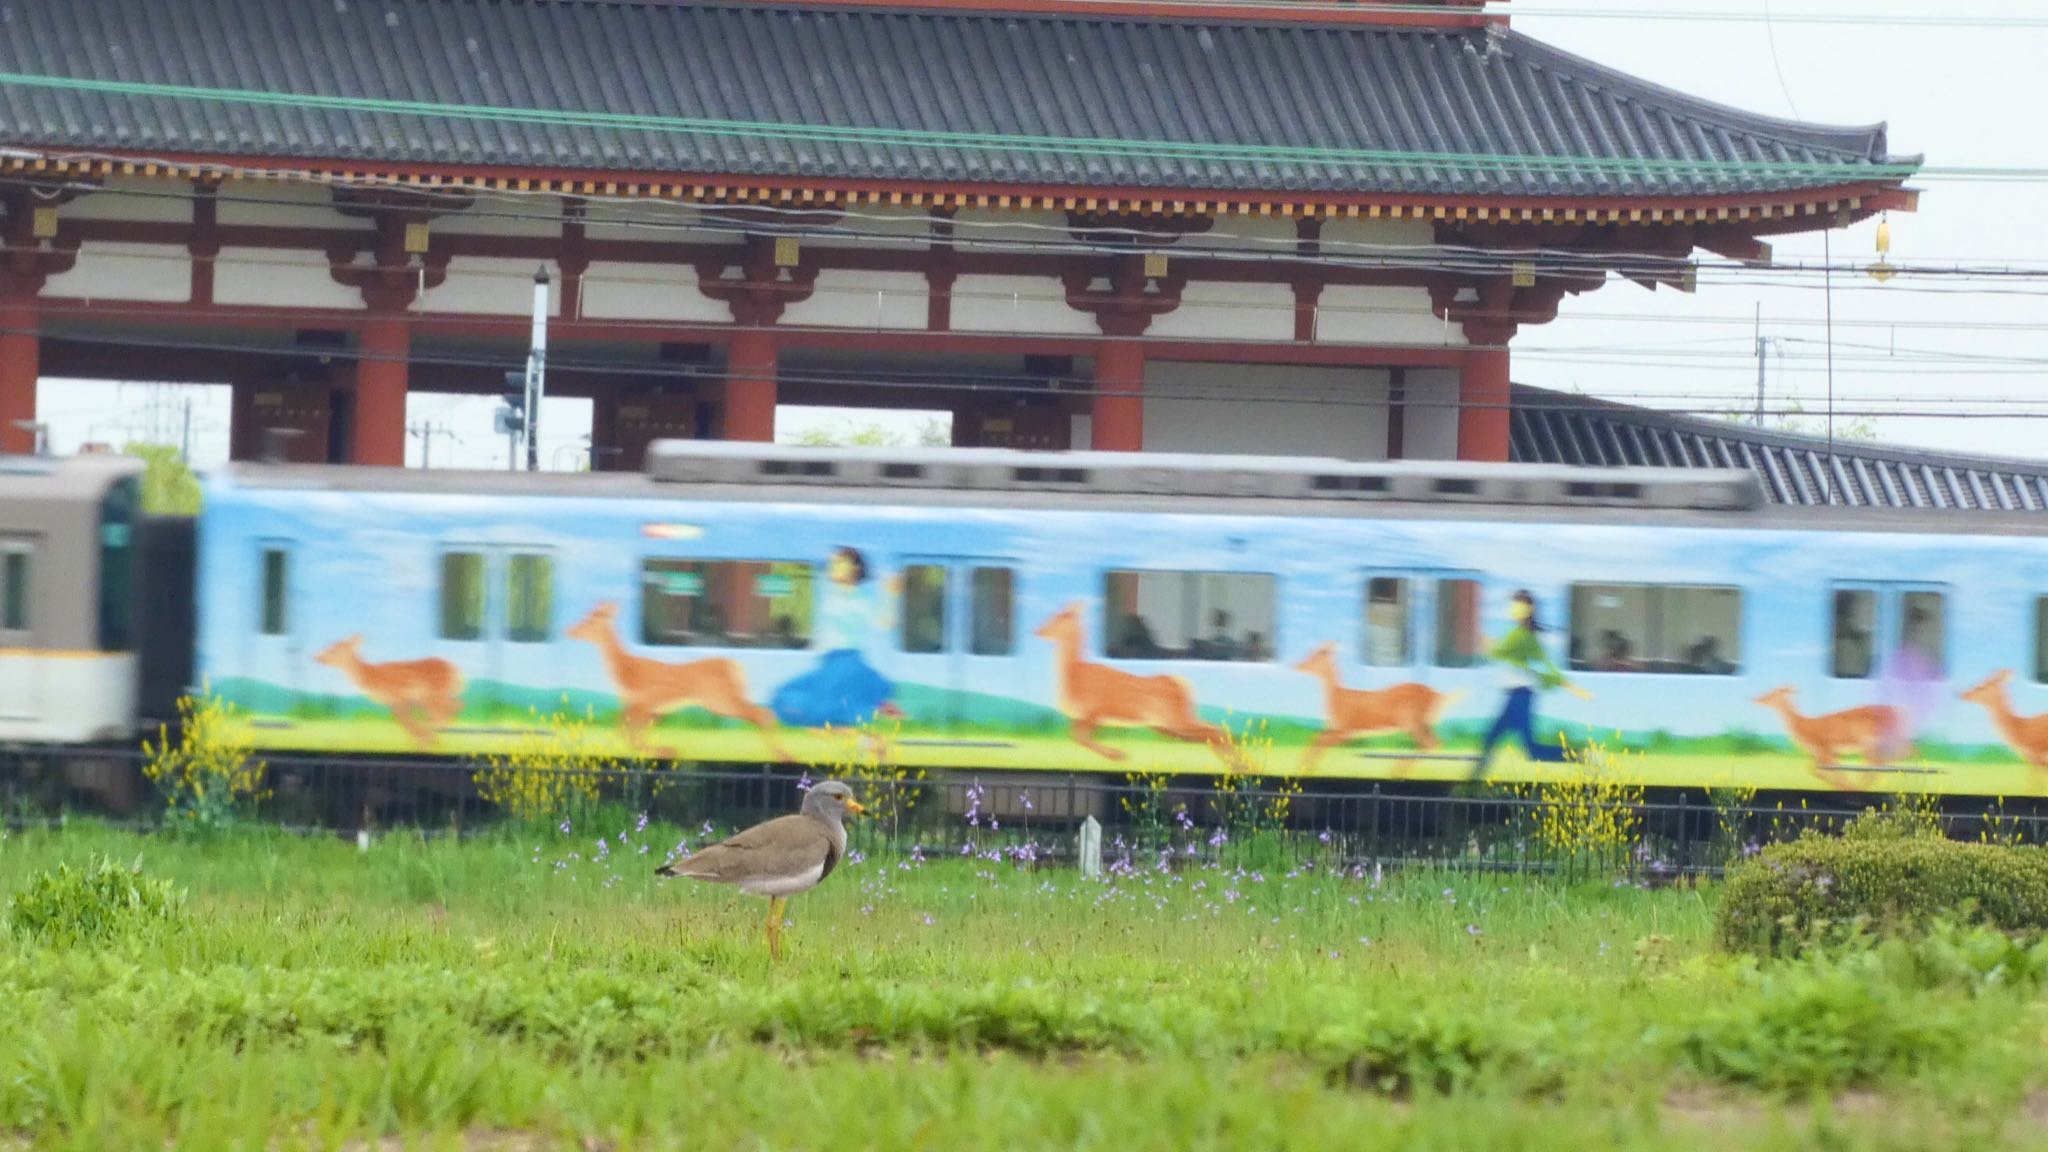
<box><xmin>738</xmin><ymin>862</ymin><xmax>825</xmax><ymax>897</ymax></box>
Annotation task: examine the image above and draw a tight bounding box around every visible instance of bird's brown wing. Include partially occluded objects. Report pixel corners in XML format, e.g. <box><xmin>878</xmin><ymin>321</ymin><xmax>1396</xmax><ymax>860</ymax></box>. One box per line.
<box><xmin>661</xmin><ymin>814</ymin><xmax>830</xmax><ymax>883</ymax></box>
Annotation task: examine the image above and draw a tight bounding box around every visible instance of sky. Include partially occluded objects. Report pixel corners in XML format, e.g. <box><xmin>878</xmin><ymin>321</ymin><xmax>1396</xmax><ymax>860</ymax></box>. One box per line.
<box><xmin>26</xmin><ymin>0</ymin><xmax>2047</xmax><ymax>469</ymax></box>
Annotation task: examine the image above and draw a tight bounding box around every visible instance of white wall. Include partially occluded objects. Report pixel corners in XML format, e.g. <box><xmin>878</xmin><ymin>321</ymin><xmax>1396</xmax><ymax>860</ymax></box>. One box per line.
<box><xmin>779</xmin><ymin>270</ymin><xmax>927</xmax><ymax>329</ymax></box>
<box><xmin>418</xmin><ymin>258</ymin><xmax>567</xmax><ymax>316</ymax></box>
<box><xmin>1139</xmin><ymin>362</ymin><xmax>1392</xmax><ymax>461</ymax></box>
<box><xmin>1316</xmin><ymin>284</ymin><xmax>1465</xmax><ymax>347</ymax></box>
<box><xmin>214</xmin><ymin>247</ymin><xmax>366</xmax><ymax>310</ymax></box>
<box><xmin>43</xmin><ymin>243</ymin><xmax>191</xmax><ymax>303</ymax></box>
<box><xmin>215</xmin><ymin>182</ymin><xmax>372</xmax><ymax>230</ymax></box>
<box><xmin>1147</xmin><ymin>281</ymin><xmax>1294</xmax><ymax>343</ymax></box>
<box><xmin>580</xmin><ymin>261</ymin><xmax>729</xmax><ymax>323</ymax></box>
<box><xmin>1399</xmin><ymin>367</ymin><xmax>1463</xmax><ymax>460</ymax></box>
<box><xmin>950</xmin><ymin>275</ymin><xmax>1099</xmax><ymax>335</ymax></box>
<box><xmin>58</xmin><ymin>177</ymin><xmax>192</xmax><ymax>224</ymax></box>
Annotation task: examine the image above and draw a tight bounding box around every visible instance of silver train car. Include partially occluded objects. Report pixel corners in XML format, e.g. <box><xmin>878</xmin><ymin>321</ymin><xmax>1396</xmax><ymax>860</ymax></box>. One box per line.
<box><xmin>0</xmin><ymin>453</ymin><xmax>192</xmax><ymax>749</ymax></box>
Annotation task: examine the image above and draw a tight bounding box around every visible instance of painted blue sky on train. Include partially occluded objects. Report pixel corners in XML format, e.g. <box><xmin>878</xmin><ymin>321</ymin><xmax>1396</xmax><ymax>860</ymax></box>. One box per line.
<box><xmin>194</xmin><ymin>480</ymin><xmax>2048</xmax><ymax>749</ymax></box>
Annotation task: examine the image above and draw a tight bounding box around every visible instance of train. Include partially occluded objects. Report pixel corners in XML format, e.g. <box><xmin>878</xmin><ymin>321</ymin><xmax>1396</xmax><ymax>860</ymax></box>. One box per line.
<box><xmin>8</xmin><ymin>439</ymin><xmax>2048</xmax><ymax>818</ymax></box>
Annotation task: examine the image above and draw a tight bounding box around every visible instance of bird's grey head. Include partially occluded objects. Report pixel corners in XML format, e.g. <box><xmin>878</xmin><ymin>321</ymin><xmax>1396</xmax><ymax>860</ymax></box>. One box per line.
<box><xmin>802</xmin><ymin>780</ymin><xmax>866</xmax><ymax>824</ymax></box>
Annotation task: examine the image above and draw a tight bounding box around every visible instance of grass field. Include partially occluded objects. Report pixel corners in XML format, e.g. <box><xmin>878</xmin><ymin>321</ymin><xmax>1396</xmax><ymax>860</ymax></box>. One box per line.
<box><xmin>9</xmin><ymin>818</ymin><xmax>2048</xmax><ymax>1150</ymax></box>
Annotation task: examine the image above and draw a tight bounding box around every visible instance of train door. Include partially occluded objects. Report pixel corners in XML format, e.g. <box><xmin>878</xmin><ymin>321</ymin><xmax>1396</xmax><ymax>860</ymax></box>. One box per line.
<box><xmin>894</xmin><ymin>555</ymin><xmax>1019</xmax><ymax>742</ymax></box>
<box><xmin>1355</xmin><ymin>568</ymin><xmax>1486</xmax><ymax>770</ymax></box>
<box><xmin>435</xmin><ymin>545</ymin><xmax>501</xmax><ymax>722</ymax></box>
<box><xmin>248</xmin><ymin>539</ymin><xmax>303</xmax><ymax>714</ymax></box>
<box><xmin>0</xmin><ymin>537</ymin><xmax>37</xmax><ymax>723</ymax></box>
<box><xmin>1821</xmin><ymin>580</ymin><xmax>1949</xmax><ymax>757</ymax></box>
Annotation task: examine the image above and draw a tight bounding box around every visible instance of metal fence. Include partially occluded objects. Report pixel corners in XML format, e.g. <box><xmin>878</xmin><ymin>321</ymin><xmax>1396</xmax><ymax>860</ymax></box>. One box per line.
<box><xmin>7</xmin><ymin>745</ymin><xmax>2048</xmax><ymax>880</ymax></box>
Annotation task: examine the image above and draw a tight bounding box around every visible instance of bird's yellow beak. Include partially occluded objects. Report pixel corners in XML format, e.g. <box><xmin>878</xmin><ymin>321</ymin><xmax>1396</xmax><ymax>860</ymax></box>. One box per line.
<box><xmin>845</xmin><ymin>797</ymin><xmax>867</xmax><ymax>816</ymax></box>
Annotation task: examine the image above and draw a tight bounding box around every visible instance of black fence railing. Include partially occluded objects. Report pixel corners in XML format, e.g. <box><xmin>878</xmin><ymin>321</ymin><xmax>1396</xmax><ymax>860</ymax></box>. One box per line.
<box><xmin>7</xmin><ymin>746</ymin><xmax>2048</xmax><ymax>880</ymax></box>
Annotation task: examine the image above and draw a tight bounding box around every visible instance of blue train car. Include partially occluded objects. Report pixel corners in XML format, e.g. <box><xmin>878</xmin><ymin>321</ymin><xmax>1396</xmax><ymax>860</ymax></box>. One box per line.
<box><xmin>192</xmin><ymin>442</ymin><xmax>2048</xmax><ymax>799</ymax></box>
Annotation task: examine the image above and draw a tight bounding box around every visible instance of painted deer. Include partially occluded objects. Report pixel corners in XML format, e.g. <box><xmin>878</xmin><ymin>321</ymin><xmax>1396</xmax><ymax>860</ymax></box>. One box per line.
<box><xmin>313</xmin><ymin>635</ymin><xmax>465</xmax><ymax>749</ymax></box>
<box><xmin>568</xmin><ymin>601</ymin><xmax>791</xmax><ymax>762</ymax></box>
<box><xmin>1960</xmin><ymin>670</ymin><xmax>2048</xmax><ymax>774</ymax></box>
<box><xmin>1033</xmin><ymin>602</ymin><xmax>1242</xmax><ymax>769</ymax></box>
<box><xmin>1753</xmin><ymin>685</ymin><xmax>1904</xmax><ymax>788</ymax></box>
<box><xmin>1291</xmin><ymin>642</ymin><xmax>1464</xmax><ymax>774</ymax></box>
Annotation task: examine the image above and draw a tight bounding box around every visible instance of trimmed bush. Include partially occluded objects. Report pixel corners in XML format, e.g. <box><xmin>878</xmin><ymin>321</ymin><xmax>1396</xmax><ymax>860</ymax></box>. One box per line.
<box><xmin>1715</xmin><ymin>829</ymin><xmax>2048</xmax><ymax>955</ymax></box>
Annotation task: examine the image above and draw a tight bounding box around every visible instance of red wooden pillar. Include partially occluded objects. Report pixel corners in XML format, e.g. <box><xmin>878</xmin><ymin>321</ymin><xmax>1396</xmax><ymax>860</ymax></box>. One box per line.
<box><xmin>724</xmin><ymin>327</ymin><xmax>778</xmax><ymax>442</ymax></box>
<box><xmin>0</xmin><ymin>297</ymin><xmax>36</xmax><ymax>455</ymax></box>
<box><xmin>352</xmin><ymin>312</ymin><xmax>410</xmax><ymax>466</ymax></box>
<box><xmin>1457</xmin><ymin>322</ymin><xmax>1514</xmax><ymax>463</ymax></box>
<box><xmin>1091</xmin><ymin>338</ymin><xmax>1145</xmax><ymax>452</ymax></box>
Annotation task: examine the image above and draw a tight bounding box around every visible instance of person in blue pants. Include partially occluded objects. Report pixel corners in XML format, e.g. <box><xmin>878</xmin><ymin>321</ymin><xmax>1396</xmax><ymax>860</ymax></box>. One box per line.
<box><xmin>1470</xmin><ymin>589</ymin><xmax>1589</xmax><ymax>782</ymax></box>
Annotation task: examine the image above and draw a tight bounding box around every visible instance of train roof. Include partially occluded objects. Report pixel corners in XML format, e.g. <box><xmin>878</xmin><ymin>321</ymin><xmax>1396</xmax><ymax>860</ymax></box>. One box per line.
<box><xmin>0</xmin><ymin>451</ymin><xmax>144</xmax><ymax>504</ymax></box>
<box><xmin>204</xmin><ymin>442</ymin><xmax>2048</xmax><ymax>537</ymax></box>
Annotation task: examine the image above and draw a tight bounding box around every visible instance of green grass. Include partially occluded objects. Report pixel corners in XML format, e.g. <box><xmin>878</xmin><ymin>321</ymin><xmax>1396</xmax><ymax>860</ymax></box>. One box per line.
<box><xmin>8</xmin><ymin>821</ymin><xmax>2048</xmax><ymax>1148</ymax></box>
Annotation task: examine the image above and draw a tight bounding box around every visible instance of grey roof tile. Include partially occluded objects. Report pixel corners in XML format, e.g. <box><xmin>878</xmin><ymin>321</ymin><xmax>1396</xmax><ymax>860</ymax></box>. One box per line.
<box><xmin>1512</xmin><ymin>385</ymin><xmax>2048</xmax><ymax>510</ymax></box>
<box><xmin>0</xmin><ymin>0</ymin><xmax>1913</xmax><ymax>198</ymax></box>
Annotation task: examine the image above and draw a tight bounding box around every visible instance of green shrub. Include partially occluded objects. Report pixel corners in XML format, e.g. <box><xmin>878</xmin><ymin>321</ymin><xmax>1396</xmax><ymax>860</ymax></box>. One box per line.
<box><xmin>1715</xmin><ymin>829</ymin><xmax>2048</xmax><ymax>955</ymax></box>
<box><xmin>1678</xmin><ymin>954</ymin><xmax>1975</xmax><ymax>1089</ymax></box>
<box><xmin>7</xmin><ymin>855</ymin><xmax>187</xmax><ymax>946</ymax></box>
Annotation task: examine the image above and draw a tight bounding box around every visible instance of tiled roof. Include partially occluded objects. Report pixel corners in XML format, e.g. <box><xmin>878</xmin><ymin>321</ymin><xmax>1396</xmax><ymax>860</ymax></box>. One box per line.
<box><xmin>1511</xmin><ymin>385</ymin><xmax>2048</xmax><ymax>511</ymax></box>
<box><xmin>0</xmin><ymin>0</ymin><xmax>1915</xmax><ymax>201</ymax></box>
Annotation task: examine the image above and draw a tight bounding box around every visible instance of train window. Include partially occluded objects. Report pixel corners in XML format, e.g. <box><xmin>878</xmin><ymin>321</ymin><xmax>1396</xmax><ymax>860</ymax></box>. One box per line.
<box><xmin>1898</xmin><ymin>590</ymin><xmax>1946</xmax><ymax>679</ymax></box>
<box><xmin>1568</xmin><ymin>583</ymin><xmax>1742</xmax><ymax>675</ymax></box>
<box><xmin>1831</xmin><ymin>589</ymin><xmax>1877</xmax><ymax>679</ymax></box>
<box><xmin>1</xmin><ymin>548</ymin><xmax>27</xmax><ymax>632</ymax></box>
<box><xmin>439</xmin><ymin>552</ymin><xmax>486</xmax><ymax>641</ymax></box>
<box><xmin>1363</xmin><ymin>576</ymin><xmax>1411</xmax><ymax>666</ymax></box>
<box><xmin>970</xmin><ymin>567</ymin><xmax>1016</xmax><ymax>656</ymax></box>
<box><xmin>1433</xmin><ymin>578</ymin><xmax>1483</xmax><ymax>668</ymax></box>
<box><xmin>506</xmin><ymin>554</ymin><xmax>553</xmax><ymax>643</ymax></box>
<box><xmin>259</xmin><ymin>548</ymin><xmax>289</xmax><ymax>636</ymax></box>
<box><xmin>901</xmin><ymin>565</ymin><xmax>946</xmax><ymax>653</ymax></box>
<box><xmin>98</xmin><ymin>476</ymin><xmax>137</xmax><ymax>651</ymax></box>
<box><xmin>641</xmin><ymin>559</ymin><xmax>814</xmax><ymax>649</ymax></box>
<box><xmin>2037</xmin><ymin>599</ymin><xmax>2048</xmax><ymax>684</ymax></box>
<box><xmin>1102</xmin><ymin>570</ymin><xmax>1275</xmax><ymax>662</ymax></box>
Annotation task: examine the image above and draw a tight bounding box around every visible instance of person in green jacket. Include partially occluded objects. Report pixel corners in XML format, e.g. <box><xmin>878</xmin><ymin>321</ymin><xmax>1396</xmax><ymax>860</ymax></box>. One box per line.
<box><xmin>1470</xmin><ymin>589</ymin><xmax>1588</xmax><ymax>781</ymax></box>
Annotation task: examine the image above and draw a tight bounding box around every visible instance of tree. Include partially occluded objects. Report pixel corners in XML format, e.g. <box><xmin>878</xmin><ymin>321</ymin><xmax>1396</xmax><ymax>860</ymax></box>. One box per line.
<box><xmin>1714</xmin><ymin>398</ymin><xmax>1879</xmax><ymax>443</ymax></box>
<box><xmin>122</xmin><ymin>442</ymin><xmax>203</xmax><ymax>515</ymax></box>
<box><xmin>786</xmin><ymin>415</ymin><xmax>950</xmax><ymax>448</ymax></box>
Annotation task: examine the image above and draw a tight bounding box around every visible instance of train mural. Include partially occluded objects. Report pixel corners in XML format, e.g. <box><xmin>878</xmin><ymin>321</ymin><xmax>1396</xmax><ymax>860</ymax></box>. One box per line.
<box><xmin>189</xmin><ymin>451</ymin><xmax>2048</xmax><ymax>800</ymax></box>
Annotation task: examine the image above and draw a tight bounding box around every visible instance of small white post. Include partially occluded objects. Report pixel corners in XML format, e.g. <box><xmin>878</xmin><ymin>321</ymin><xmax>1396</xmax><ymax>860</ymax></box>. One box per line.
<box><xmin>356</xmin><ymin>829</ymin><xmax>370</xmax><ymax>852</ymax></box>
<box><xmin>1078</xmin><ymin>815</ymin><xmax>1102</xmax><ymax>880</ymax></box>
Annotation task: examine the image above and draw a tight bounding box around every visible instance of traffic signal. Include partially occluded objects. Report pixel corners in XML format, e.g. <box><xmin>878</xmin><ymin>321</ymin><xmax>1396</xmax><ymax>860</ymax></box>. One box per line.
<box><xmin>496</xmin><ymin>369</ymin><xmax>526</xmax><ymax>435</ymax></box>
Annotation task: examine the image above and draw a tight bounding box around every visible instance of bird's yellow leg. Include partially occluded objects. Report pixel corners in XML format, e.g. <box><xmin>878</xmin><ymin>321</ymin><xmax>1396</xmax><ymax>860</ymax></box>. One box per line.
<box><xmin>765</xmin><ymin>896</ymin><xmax>788</xmax><ymax>962</ymax></box>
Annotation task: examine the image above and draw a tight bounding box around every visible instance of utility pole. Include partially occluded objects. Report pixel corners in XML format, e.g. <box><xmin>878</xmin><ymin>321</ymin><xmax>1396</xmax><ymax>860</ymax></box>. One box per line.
<box><xmin>1753</xmin><ymin>304</ymin><xmax>1765</xmax><ymax>429</ymax></box>
<box><xmin>407</xmin><ymin>420</ymin><xmax>448</xmax><ymax>469</ymax></box>
<box><xmin>180</xmin><ymin>397</ymin><xmax>192</xmax><ymax>462</ymax></box>
<box><xmin>524</xmin><ymin>267</ymin><xmax>550</xmax><ymax>471</ymax></box>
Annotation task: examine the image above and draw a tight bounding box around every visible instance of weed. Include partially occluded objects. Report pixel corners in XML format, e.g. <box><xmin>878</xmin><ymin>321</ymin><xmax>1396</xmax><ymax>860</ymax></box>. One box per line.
<box><xmin>7</xmin><ymin>854</ymin><xmax>186</xmax><ymax>946</ymax></box>
<box><xmin>140</xmin><ymin>688</ymin><xmax>269</xmax><ymax>834</ymax></box>
<box><xmin>472</xmin><ymin>699</ymin><xmax>648</xmax><ymax>825</ymax></box>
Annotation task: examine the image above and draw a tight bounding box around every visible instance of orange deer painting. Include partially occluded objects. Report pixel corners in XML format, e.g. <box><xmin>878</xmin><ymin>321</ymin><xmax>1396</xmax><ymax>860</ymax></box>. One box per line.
<box><xmin>1033</xmin><ymin>601</ymin><xmax>1241</xmax><ymax>768</ymax></box>
<box><xmin>314</xmin><ymin>635</ymin><xmax>466</xmax><ymax>749</ymax></box>
<box><xmin>568</xmin><ymin>601</ymin><xmax>791</xmax><ymax>762</ymax></box>
<box><xmin>1291</xmin><ymin>642</ymin><xmax>1464</xmax><ymax>774</ymax></box>
<box><xmin>1960</xmin><ymin>670</ymin><xmax>2048</xmax><ymax>775</ymax></box>
<box><xmin>1754</xmin><ymin>685</ymin><xmax>1905</xmax><ymax>788</ymax></box>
